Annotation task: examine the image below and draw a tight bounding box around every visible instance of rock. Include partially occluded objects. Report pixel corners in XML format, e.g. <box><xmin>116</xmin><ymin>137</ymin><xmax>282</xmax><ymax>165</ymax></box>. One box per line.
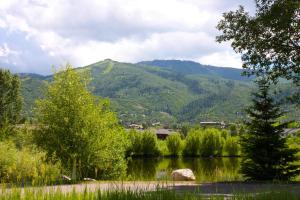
<box><xmin>57</xmin><ymin>174</ymin><xmax>71</xmax><ymax>182</ymax></box>
<box><xmin>171</xmin><ymin>169</ymin><xmax>196</xmax><ymax>181</ymax></box>
<box><xmin>83</xmin><ymin>178</ymin><xmax>96</xmax><ymax>181</ymax></box>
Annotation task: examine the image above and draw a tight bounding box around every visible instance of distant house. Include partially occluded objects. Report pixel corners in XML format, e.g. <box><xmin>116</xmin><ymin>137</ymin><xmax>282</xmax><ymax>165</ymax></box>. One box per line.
<box><xmin>152</xmin><ymin>122</ymin><xmax>161</xmax><ymax>127</ymax></box>
<box><xmin>200</xmin><ymin>121</ymin><xmax>226</xmax><ymax>129</ymax></box>
<box><xmin>156</xmin><ymin>129</ymin><xmax>173</xmax><ymax>140</ymax></box>
<box><xmin>129</xmin><ymin>124</ymin><xmax>143</xmax><ymax>130</ymax></box>
<box><xmin>283</xmin><ymin>128</ymin><xmax>300</xmax><ymax>136</ymax></box>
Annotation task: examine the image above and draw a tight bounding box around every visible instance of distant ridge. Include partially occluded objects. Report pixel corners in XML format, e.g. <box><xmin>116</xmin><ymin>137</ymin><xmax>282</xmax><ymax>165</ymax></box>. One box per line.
<box><xmin>19</xmin><ymin>59</ymin><xmax>297</xmax><ymax>124</ymax></box>
<box><xmin>138</xmin><ymin>60</ymin><xmax>249</xmax><ymax>81</ymax></box>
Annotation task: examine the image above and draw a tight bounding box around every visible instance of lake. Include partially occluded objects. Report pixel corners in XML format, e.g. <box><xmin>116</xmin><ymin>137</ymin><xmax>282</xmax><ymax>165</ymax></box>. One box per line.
<box><xmin>126</xmin><ymin>157</ymin><xmax>242</xmax><ymax>182</ymax></box>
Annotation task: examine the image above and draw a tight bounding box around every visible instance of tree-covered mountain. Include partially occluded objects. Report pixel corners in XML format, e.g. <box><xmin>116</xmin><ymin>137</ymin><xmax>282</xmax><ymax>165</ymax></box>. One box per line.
<box><xmin>138</xmin><ymin>60</ymin><xmax>250</xmax><ymax>81</ymax></box>
<box><xmin>19</xmin><ymin>59</ymin><xmax>299</xmax><ymax>125</ymax></box>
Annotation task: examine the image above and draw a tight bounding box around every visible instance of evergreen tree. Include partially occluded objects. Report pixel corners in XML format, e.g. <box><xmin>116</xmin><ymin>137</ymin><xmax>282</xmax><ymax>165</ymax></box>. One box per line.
<box><xmin>241</xmin><ymin>79</ymin><xmax>300</xmax><ymax>180</ymax></box>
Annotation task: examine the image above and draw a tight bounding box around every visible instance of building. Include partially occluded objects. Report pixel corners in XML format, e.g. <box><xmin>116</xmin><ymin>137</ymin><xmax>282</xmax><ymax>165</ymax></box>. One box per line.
<box><xmin>155</xmin><ymin>129</ymin><xmax>173</xmax><ymax>140</ymax></box>
<box><xmin>129</xmin><ymin>124</ymin><xmax>143</xmax><ymax>130</ymax></box>
<box><xmin>200</xmin><ymin>121</ymin><xmax>226</xmax><ymax>129</ymax></box>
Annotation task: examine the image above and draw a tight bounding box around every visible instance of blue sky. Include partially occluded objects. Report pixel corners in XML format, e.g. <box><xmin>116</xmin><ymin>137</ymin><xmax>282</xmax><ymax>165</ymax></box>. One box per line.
<box><xmin>0</xmin><ymin>0</ymin><xmax>255</xmax><ymax>74</ymax></box>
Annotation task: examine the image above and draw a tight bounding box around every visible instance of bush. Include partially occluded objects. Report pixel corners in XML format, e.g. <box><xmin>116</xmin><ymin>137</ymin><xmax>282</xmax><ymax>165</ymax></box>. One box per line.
<box><xmin>157</xmin><ymin>140</ymin><xmax>168</xmax><ymax>156</ymax></box>
<box><xmin>200</xmin><ymin>128</ymin><xmax>225</xmax><ymax>157</ymax></box>
<box><xmin>127</xmin><ymin>130</ymin><xmax>160</xmax><ymax>157</ymax></box>
<box><xmin>166</xmin><ymin>133</ymin><xmax>182</xmax><ymax>156</ymax></box>
<box><xmin>127</xmin><ymin>130</ymin><xmax>143</xmax><ymax>156</ymax></box>
<box><xmin>183</xmin><ymin>129</ymin><xmax>201</xmax><ymax>156</ymax></box>
<box><xmin>142</xmin><ymin>131</ymin><xmax>160</xmax><ymax>156</ymax></box>
<box><xmin>184</xmin><ymin>128</ymin><xmax>227</xmax><ymax>157</ymax></box>
<box><xmin>224</xmin><ymin>136</ymin><xmax>240</xmax><ymax>156</ymax></box>
<box><xmin>0</xmin><ymin>141</ymin><xmax>61</xmax><ymax>184</ymax></box>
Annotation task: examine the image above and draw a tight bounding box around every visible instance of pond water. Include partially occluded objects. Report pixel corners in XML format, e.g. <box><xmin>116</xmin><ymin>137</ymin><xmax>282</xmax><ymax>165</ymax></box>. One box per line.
<box><xmin>126</xmin><ymin>157</ymin><xmax>242</xmax><ymax>182</ymax></box>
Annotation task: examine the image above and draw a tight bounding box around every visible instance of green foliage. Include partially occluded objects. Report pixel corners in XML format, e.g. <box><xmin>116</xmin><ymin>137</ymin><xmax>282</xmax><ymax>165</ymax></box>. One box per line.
<box><xmin>241</xmin><ymin>79</ymin><xmax>300</xmax><ymax>181</ymax></box>
<box><xmin>2</xmin><ymin>185</ymin><xmax>300</xmax><ymax>200</ymax></box>
<box><xmin>217</xmin><ymin>1</ymin><xmax>300</xmax><ymax>84</ymax></box>
<box><xmin>142</xmin><ymin>131</ymin><xmax>160</xmax><ymax>156</ymax></box>
<box><xmin>224</xmin><ymin>136</ymin><xmax>240</xmax><ymax>156</ymax></box>
<box><xmin>200</xmin><ymin>129</ymin><xmax>225</xmax><ymax>157</ymax></box>
<box><xmin>183</xmin><ymin>128</ymin><xmax>240</xmax><ymax>157</ymax></box>
<box><xmin>183</xmin><ymin>129</ymin><xmax>202</xmax><ymax>156</ymax></box>
<box><xmin>127</xmin><ymin>130</ymin><xmax>143</xmax><ymax>156</ymax></box>
<box><xmin>287</xmin><ymin>121</ymin><xmax>300</xmax><ymax>128</ymax></box>
<box><xmin>0</xmin><ymin>69</ymin><xmax>22</xmax><ymax>137</ymax></box>
<box><xmin>34</xmin><ymin>64</ymin><xmax>128</xmax><ymax>180</ymax></box>
<box><xmin>0</xmin><ymin>141</ymin><xmax>61</xmax><ymax>184</ymax></box>
<box><xmin>127</xmin><ymin>129</ymin><xmax>160</xmax><ymax>157</ymax></box>
<box><xmin>20</xmin><ymin>60</ymin><xmax>300</xmax><ymax>124</ymax></box>
<box><xmin>166</xmin><ymin>133</ymin><xmax>182</xmax><ymax>156</ymax></box>
<box><xmin>19</xmin><ymin>59</ymin><xmax>259</xmax><ymax>124</ymax></box>
<box><xmin>179</xmin><ymin>123</ymin><xmax>191</xmax><ymax>137</ymax></box>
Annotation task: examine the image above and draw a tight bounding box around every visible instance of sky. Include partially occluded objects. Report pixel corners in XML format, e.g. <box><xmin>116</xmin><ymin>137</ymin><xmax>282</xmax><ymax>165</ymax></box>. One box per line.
<box><xmin>0</xmin><ymin>0</ymin><xmax>255</xmax><ymax>75</ymax></box>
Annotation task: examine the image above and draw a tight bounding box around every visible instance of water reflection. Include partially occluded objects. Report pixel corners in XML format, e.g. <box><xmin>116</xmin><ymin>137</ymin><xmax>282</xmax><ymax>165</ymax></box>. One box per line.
<box><xmin>126</xmin><ymin>157</ymin><xmax>242</xmax><ymax>182</ymax></box>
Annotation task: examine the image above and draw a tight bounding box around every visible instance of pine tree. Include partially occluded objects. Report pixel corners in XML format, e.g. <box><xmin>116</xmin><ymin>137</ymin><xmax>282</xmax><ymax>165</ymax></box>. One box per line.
<box><xmin>241</xmin><ymin>79</ymin><xmax>300</xmax><ymax>180</ymax></box>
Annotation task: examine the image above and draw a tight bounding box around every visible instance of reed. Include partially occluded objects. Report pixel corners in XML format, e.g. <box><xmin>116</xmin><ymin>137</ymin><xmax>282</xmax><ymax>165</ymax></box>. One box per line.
<box><xmin>1</xmin><ymin>187</ymin><xmax>300</xmax><ymax>200</ymax></box>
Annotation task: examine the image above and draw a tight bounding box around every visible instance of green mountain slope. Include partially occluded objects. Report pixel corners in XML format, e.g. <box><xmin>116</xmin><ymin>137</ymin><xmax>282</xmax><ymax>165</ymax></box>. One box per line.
<box><xmin>138</xmin><ymin>60</ymin><xmax>250</xmax><ymax>81</ymax></box>
<box><xmin>19</xmin><ymin>59</ymin><xmax>299</xmax><ymax>125</ymax></box>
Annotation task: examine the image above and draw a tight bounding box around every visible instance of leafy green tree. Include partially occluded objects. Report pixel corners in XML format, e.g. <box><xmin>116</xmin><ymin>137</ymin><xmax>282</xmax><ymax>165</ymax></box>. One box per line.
<box><xmin>0</xmin><ymin>69</ymin><xmax>22</xmax><ymax>138</ymax></box>
<box><xmin>241</xmin><ymin>79</ymin><xmax>300</xmax><ymax>180</ymax></box>
<box><xmin>166</xmin><ymin>133</ymin><xmax>182</xmax><ymax>156</ymax></box>
<box><xmin>34</xmin><ymin>65</ymin><xmax>128</xmax><ymax>180</ymax></box>
<box><xmin>217</xmin><ymin>0</ymin><xmax>300</xmax><ymax>84</ymax></box>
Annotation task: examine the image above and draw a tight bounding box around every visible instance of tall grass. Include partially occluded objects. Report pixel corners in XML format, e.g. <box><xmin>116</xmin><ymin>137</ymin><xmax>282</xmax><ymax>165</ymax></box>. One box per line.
<box><xmin>1</xmin><ymin>187</ymin><xmax>300</xmax><ymax>200</ymax></box>
<box><xmin>0</xmin><ymin>141</ymin><xmax>61</xmax><ymax>185</ymax></box>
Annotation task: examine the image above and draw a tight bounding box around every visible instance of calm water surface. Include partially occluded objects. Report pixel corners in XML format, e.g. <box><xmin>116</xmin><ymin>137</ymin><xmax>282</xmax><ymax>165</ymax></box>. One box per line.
<box><xmin>126</xmin><ymin>157</ymin><xmax>242</xmax><ymax>182</ymax></box>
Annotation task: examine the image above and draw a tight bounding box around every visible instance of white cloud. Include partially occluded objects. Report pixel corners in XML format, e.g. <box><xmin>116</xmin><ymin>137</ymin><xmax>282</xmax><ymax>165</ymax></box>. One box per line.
<box><xmin>198</xmin><ymin>50</ymin><xmax>243</xmax><ymax>68</ymax></box>
<box><xmin>0</xmin><ymin>0</ymin><xmax>255</xmax><ymax>74</ymax></box>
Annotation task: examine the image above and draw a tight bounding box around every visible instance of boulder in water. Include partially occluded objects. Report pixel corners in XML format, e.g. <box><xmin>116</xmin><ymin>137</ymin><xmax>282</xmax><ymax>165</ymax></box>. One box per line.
<box><xmin>171</xmin><ymin>169</ymin><xmax>196</xmax><ymax>181</ymax></box>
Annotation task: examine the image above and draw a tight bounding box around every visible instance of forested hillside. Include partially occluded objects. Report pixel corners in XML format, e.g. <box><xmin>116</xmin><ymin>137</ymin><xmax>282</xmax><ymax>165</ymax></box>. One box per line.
<box><xmin>20</xmin><ymin>59</ymin><xmax>299</xmax><ymax>125</ymax></box>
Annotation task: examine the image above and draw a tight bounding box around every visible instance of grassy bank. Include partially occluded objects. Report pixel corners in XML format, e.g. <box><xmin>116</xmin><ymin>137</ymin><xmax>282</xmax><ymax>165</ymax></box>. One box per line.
<box><xmin>1</xmin><ymin>187</ymin><xmax>300</xmax><ymax>200</ymax></box>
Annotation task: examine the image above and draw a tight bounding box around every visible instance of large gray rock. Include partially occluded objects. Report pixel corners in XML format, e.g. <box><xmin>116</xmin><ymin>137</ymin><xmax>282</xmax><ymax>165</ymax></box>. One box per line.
<box><xmin>171</xmin><ymin>169</ymin><xmax>196</xmax><ymax>181</ymax></box>
<box><xmin>83</xmin><ymin>178</ymin><xmax>96</xmax><ymax>182</ymax></box>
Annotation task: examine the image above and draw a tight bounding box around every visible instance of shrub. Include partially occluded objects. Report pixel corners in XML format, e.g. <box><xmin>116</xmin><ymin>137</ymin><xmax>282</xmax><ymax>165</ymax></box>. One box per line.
<box><xmin>0</xmin><ymin>141</ymin><xmax>61</xmax><ymax>184</ymax></box>
<box><xmin>224</xmin><ymin>136</ymin><xmax>240</xmax><ymax>156</ymax></box>
<box><xmin>141</xmin><ymin>130</ymin><xmax>160</xmax><ymax>156</ymax></box>
<box><xmin>157</xmin><ymin>140</ymin><xmax>168</xmax><ymax>156</ymax></box>
<box><xmin>183</xmin><ymin>128</ymin><xmax>226</xmax><ymax>157</ymax></box>
<box><xmin>183</xmin><ymin>129</ymin><xmax>201</xmax><ymax>156</ymax></box>
<box><xmin>166</xmin><ymin>133</ymin><xmax>182</xmax><ymax>156</ymax></box>
<box><xmin>200</xmin><ymin>128</ymin><xmax>225</xmax><ymax>157</ymax></box>
<box><xmin>127</xmin><ymin>130</ymin><xmax>143</xmax><ymax>156</ymax></box>
<box><xmin>127</xmin><ymin>130</ymin><xmax>160</xmax><ymax>157</ymax></box>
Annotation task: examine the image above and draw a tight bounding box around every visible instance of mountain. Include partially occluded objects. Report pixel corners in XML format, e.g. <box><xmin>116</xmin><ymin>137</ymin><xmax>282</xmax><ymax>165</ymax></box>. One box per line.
<box><xmin>19</xmin><ymin>59</ymin><xmax>298</xmax><ymax>125</ymax></box>
<box><xmin>138</xmin><ymin>60</ymin><xmax>250</xmax><ymax>81</ymax></box>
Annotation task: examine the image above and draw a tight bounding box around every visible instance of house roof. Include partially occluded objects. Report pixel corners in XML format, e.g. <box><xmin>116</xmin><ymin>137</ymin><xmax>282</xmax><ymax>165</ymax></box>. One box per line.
<box><xmin>156</xmin><ymin>129</ymin><xmax>172</xmax><ymax>135</ymax></box>
<box><xmin>283</xmin><ymin>128</ymin><xmax>300</xmax><ymax>135</ymax></box>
